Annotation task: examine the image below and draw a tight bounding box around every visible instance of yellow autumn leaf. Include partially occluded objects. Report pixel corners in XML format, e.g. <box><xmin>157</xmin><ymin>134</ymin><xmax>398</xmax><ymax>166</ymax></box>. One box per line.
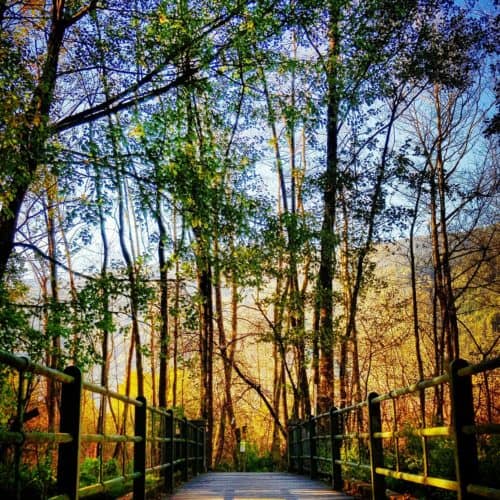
<box><xmin>129</xmin><ymin>123</ymin><xmax>144</xmax><ymax>139</ymax></box>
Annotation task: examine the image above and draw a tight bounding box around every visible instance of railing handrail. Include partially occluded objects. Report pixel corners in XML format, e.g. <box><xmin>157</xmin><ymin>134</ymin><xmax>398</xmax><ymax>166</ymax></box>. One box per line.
<box><xmin>288</xmin><ymin>356</ymin><xmax>500</xmax><ymax>500</ymax></box>
<box><xmin>0</xmin><ymin>349</ymin><xmax>207</xmax><ymax>499</ymax></box>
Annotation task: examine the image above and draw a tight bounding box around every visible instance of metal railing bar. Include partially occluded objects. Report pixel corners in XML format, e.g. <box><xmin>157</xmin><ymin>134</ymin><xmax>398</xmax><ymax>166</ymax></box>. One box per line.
<box><xmin>315</xmin><ymin>411</ymin><xmax>330</xmax><ymax>419</ymax></box>
<box><xmin>462</xmin><ymin>423</ymin><xmax>500</xmax><ymax>435</ymax></box>
<box><xmin>0</xmin><ymin>431</ymin><xmax>24</xmax><ymax>444</ymax></box>
<box><xmin>334</xmin><ymin>401</ymin><xmax>368</xmax><ymax>415</ymax></box>
<box><xmin>373</xmin><ymin>374</ymin><xmax>450</xmax><ymax>403</ymax></box>
<box><xmin>77</xmin><ymin>472</ymin><xmax>141</xmax><ymax>498</ymax></box>
<box><xmin>0</xmin><ymin>351</ymin><xmax>74</xmax><ymax>384</ymax></box>
<box><xmin>146</xmin><ymin>405</ymin><xmax>169</xmax><ymax>417</ymax></box>
<box><xmin>467</xmin><ymin>483</ymin><xmax>500</xmax><ymax>498</ymax></box>
<box><xmin>0</xmin><ymin>430</ymin><xmax>73</xmax><ymax>444</ymax></box>
<box><xmin>334</xmin><ymin>432</ymin><xmax>369</xmax><ymax>440</ymax></box>
<box><xmin>146</xmin><ymin>463</ymin><xmax>171</xmax><ymax>473</ymax></box>
<box><xmin>315</xmin><ymin>434</ymin><xmax>331</xmax><ymax>440</ymax></box>
<box><xmin>80</xmin><ymin>433</ymin><xmax>142</xmax><ymax>443</ymax></box>
<box><xmin>82</xmin><ymin>381</ymin><xmax>143</xmax><ymax>406</ymax></box>
<box><xmin>336</xmin><ymin>460</ymin><xmax>370</xmax><ymax>470</ymax></box>
<box><xmin>147</xmin><ymin>435</ymin><xmax>170</xmax><ymax>443</ymax></box>
<box><xmin>376</xmin><ymin>467</ymin><xmax>458</xmax><ymax>492</ymax></box>
<box><xmin>458</xmin><ymin>356</ymin><xmax>500</xmax><ymax>377</ymax></box>
<box><xmin>373</xmin><ymin>427</ymin><xmax>451</xmax><ymax>439</ymax></box>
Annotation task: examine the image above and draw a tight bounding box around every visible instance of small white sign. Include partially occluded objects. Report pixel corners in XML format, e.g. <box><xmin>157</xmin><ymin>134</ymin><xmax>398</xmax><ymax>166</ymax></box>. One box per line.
<box><xmin>240</xmin><ymin>441</ymin><xmax>246</xmax><ymax>453</ymax></box>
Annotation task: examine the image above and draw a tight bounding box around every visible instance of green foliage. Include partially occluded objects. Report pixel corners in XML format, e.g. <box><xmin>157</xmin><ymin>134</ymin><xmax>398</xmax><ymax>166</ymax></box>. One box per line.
<box><xmin>80</xmin><ymin>457</ymin><xmax>120</xmax><ymax>487</ymax></box>
<box><xmin>0</xmin><ymin>279</ymin><xmax>42</xmax><ymax>360</ymax></box>
<box><xmin>241</xmin><ymin>442</ymin><xmax>275</xmax><ymax>472</ymax></box>
<box><xmin>0</xmin><ymin>453</ymin><xmax>55</xmax><ymax>499</ymax></box>
<box><xmin>478</xmin><ymin>435</ymin><xmax>500</xmax><ymax>489</ymax></box>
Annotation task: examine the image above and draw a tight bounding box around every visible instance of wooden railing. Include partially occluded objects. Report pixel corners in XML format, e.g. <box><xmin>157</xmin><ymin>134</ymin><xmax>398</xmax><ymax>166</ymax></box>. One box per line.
<box><xmin>0</xmin><ymin>350</ymin><xmax>206</xmax><ymax>499</ymax></box>
<box><xmin>288</xmin><ymin>357</ymin><xmax>500</xmax><ymax>500</ymax></box>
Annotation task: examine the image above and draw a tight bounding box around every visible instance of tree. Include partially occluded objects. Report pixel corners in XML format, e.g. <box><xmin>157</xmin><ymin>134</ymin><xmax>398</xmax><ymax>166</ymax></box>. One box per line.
<box><xmin>0</xmin><ymin>0</ymin><xmax>271</xmax><ymax>283</ymax></box>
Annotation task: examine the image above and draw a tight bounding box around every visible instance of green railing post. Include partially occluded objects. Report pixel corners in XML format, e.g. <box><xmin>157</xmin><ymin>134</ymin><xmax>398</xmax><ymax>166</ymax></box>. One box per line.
<box><xmin>165</xmin><ymin>409</ymin><xmax>175</xmax><ymax>493</ymax></box>
<box><xmin>309</xmin><ymin>415</ymin><xmax>317</xmax><ymax>479</ymax></box>
<box><xmin>202</xmin><ymin>421</ymin><xmax>207</xmax><ymax>472</ymax></box>
<box><xmin>57</xmin><ymin>366</ymin><xmax>82</xmax><ymax>500</ymax></box>
<box><xmin>182</xmin><ymin>417</ymin><xmax>189</xmax><ymax>481</ymax></box>
<box><xmin>297</xmin><ymin>421</ymin><xmax>304</xmax><ymax>475</ymax></box>
<box><xmin>192</xmin><ymin>421</ymin><xmax>198</xmax><ymax>476</ymax></box>
<box><xmin>287</xmin><ymin>425</ymin><xmax>293</xmax><ymax>473</ymax></box>
<box><xmin>189</xmin><ymin>419</ymin><xmax>205</xmax><ymax>476</ymax></box>
<box><xmin>449</xmin><ymin>359</ymin><xmax>480</xmax><ymax>500</ymax></box>
<box><xmin>160</xmin><ymin>411</ymin><xmax>167</xmax><ymax>490</ymax></box>
<box><xmin>133</xmin><ymin>396</ymin><xmax>146</xmax><ymax>500</ymax></box>
<box><xmin>368</xmin><ymin>392</ymin><xmax>385</xmax><ymax>500</ymax></box>
<box><xmin>290</xmin><ymin>425</ymin><xmax>297</xmax><ymax>473</ymax></box>
<box><xmin>330</xmin><ymin>407</ymin><xmax>342</xmax><ymax>490</ymax></box>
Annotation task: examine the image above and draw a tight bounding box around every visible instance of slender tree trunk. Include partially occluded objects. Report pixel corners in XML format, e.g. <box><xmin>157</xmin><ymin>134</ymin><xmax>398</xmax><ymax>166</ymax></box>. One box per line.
<box><xmin>286</xmin><ymin>53</ymin><xmax>310</xmax><ymax>416</ymax></box>
<box><xmin>409</xmin><ymin>172</ymin><xmax>426</xmax><ymax>423</ymax></box>
<box><xmin>195</xmin><ymin>227</ymin><xmax>214</xmax><ymax>468</ymax></box>
<box><xmin>55</xmin><ymin>195</ymin><xmax>79</xmax><ymax>362</ymax></box>
<box><xmin>339</xmin><ymin>193</ymin><xmax>351</xmax><ymax>408</ymax></box>
<box><xmin>113</xmin><ymin>333</ymin><xmax>134</xmax><ymax>459</ymax></box>
<box><xmin>45</xmin><ymin>175</ymin><xmax>60</xmax><ymax>432</ymax></box>
<box><xmin>429</xmin><ymin>161</ymin><xmax>446</xmax><ymax>423</ymax></box>
<box><xmin>316</xmin><ymin>1</ymin><xmax>340</xmax><ymax>414</ymax></box>
<box><xmin>229</xmin><ymin>275</ymin><xmax>239</xmax><ymax>465</ymax></box>
<box><xmin>213</xmin><ymin>238</ymin><xmax>238</xmax><ymax>467</ymax></box>
<box><xmin>214</xmin><ymin>404</ymin><xmax>227</xmax><ymax>467</ymax></box>
<box><xmin>271</xmin><ymin>268</ymin><xmax>283</xmax><ymax>462</ymax></box>
<box><xmin>95</xmin><ymin>163</ymin><xmax>111</xmax><ymax>454</ymax></box>
<box><xmin>149</xmin><ymin>304</ymin><xmax>157</xmax><ymax>408</ymax></box>
<box><xmin>172</xmin><ymin>210</ymin><xmax>180</xmax><ymax>408</ymax></box>
<box><xmin>157</xmin><ymin>191</ymin><xmax>169</xmax><ymax>408</ymax></box>
<box><xmin>433</xmin><ymin>85</ymin><xmax>460</xmax><ymax>360</ymax></box>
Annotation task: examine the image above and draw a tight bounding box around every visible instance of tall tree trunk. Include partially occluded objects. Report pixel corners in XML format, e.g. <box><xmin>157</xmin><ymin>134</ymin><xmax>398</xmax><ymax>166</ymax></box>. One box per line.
<box><xmin>286</xmin><ymin>47</ymin><xmax>310</xmax><ymax>416</ymax></box>
<box><xmin>55</xmin><ymin>193</ymin><xmax>79</xmax><ymax>362</ymax></box>
<box><xmin>433</xmin><ymin>85</ymin><xmax>460</xmax><ymax>360</ymax></box>
<box><xmin>172</xmin><ymin>207</ymin><xmax>181</xmax><ymax>408</ymax></box>
<box><xmin>95</xmin><ymin>162</ymin><xmax>111</xmax><ymax>454</ymax></box>
<box><xmin>45</xmin><ymin>175</ymin><xmax>61</xmax><ymax>432</ymax></box>
<box><xmin>195</xmin><ymin>227</ymin><xmax>214</xmax><ymax>468</ymax></box>
<box><xmin>213</xmin><ymin>238</ymin><xmax>238</xmax><ymax>468</ymax></box>
<box><xmin>339</xmin><ymin>193</ymin><xmax>352</xmax><ymax>408</ymax></box>
<box><xmin>316</xmin><ymin>1</ymin><xmax>340</xmax><ymax>414</ymax></box>
<box><xmin>409</xmin><ymin>171</ymin><xmax>426</xmax><ymax>423</ymax></box>
<box><xmin>156</xmin><ymin>191</ymin><xmax>169</xmax><ymax>408</ymax></box>
<box><xmin>429</xmin><ymin>159</ymin><xmax>446</xmax><ymax>423</ymax></box>
<box><xmin>113</xmin><ymin>333</ymin><xmax>134</xmax><ymax>459</ymax></box>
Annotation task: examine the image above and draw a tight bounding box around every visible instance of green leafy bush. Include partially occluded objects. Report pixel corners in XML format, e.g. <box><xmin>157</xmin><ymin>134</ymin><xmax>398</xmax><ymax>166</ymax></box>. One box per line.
<box><xmin>80</xmin><ymin>457</ymin><xmax>121</xmax><ymax>487</ymax></box>
<box><xmin>0</xmin><ymin>456</ymin><xmax>55</xmax><ymax>499</ymax></box>
<box><xmin>241</xmin><ymin>443</ymin><xmax>274</xmax><ymax>472</ymax></box>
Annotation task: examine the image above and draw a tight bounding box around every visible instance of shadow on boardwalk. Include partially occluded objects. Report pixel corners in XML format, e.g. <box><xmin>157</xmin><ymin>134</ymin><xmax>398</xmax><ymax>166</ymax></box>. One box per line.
<box><xmin>164</xmin><ymin>472</ymin><xmax>353</xmax><ymax>499</ymax></box>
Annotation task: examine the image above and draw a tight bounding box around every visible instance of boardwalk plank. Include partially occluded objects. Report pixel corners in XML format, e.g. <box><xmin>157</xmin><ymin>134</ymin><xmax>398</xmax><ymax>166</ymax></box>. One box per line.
<box><xmin>165</xmin><ymin>472</ymin><xmax>353</xmax><ymax>499</ymax></box>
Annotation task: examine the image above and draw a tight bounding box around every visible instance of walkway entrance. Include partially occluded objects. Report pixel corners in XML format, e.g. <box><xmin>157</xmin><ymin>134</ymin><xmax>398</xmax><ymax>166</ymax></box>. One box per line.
<box><xmin>165</xmin><ymin>472</ymin><xmax>352</xmax><ymax>499</ymax></box>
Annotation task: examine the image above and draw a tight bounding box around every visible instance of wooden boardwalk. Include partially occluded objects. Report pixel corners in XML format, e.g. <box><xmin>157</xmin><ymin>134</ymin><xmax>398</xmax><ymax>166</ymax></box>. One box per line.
<box><xmin>165</xmin><ymin>472</ymin><xmax>353</xmax><ymax>499</ymax></box>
